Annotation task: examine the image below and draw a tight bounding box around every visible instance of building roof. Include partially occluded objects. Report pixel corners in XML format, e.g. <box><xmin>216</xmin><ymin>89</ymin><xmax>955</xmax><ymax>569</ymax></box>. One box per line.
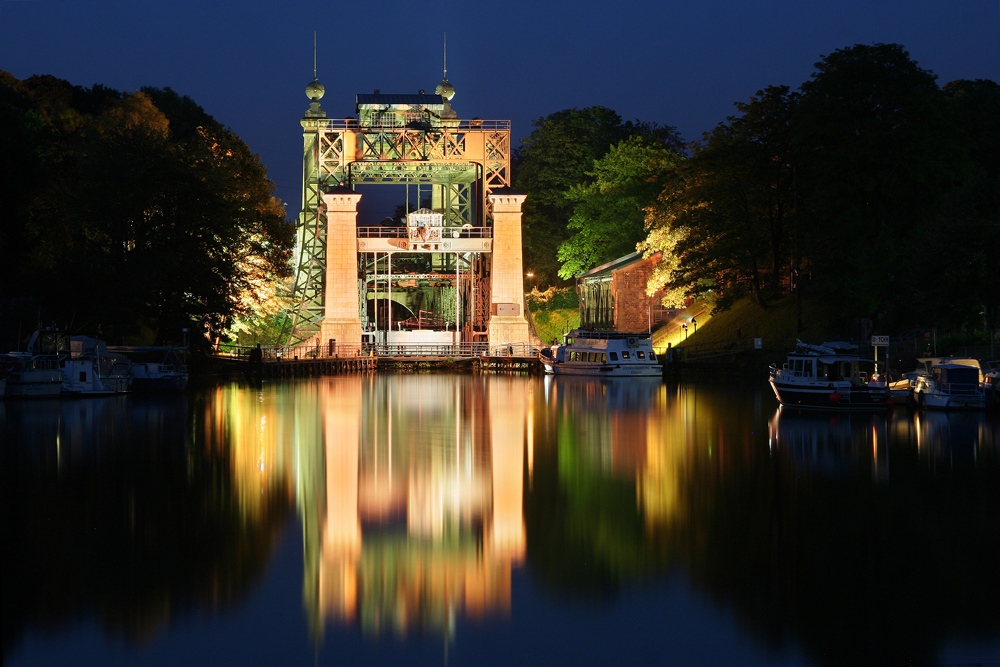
<box><xmin>356</xmin><ymin>93</ymin><xmax>446</xmax><ymax>108</ymax></box>
<box><xmin>577</xmin><ymin>252</ymin><xmax>645</xmax><ymax>281</ymax></box>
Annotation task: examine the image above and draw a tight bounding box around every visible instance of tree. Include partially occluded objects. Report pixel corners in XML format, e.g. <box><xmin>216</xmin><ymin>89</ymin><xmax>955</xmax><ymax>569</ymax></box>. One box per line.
<box><xmin>0</xmin><ymin>73</ymin><xmax>293</xmax><ymax>348</ymax></box>
<box><xmin>513</xmin><ymin>107</ymin><xmax>682</xmax><ymax>288</ymax></box>
<box><xmin>556</xmin><ymin>136</ymin><xmax>683</xmax><ymax>279</ymax></box>
<box><xmin>793</xmin><ymin>43</ymin><xmax>964</xmax><ymax>324</ymax></box>
<box><xmin>920</xmin><ymin>79</ymin><xmax>1000</xmax><ymax>335</ymax></box>
<box><xmin>641</xmin><ymin>86</ymin><xmax>799</xmax><ymax>311</ymax></box>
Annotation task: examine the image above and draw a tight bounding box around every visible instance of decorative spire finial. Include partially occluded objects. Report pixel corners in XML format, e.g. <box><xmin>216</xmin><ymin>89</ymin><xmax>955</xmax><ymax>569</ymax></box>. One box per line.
<box><xmin>435</xmin><ymin>33</ymin><xmax>455</xmax><ymax>102</ymax></box>
<box><xmin>304</xmin><ymin>30</ymin><xmax>326</xmax><ymax>117</ymax></box>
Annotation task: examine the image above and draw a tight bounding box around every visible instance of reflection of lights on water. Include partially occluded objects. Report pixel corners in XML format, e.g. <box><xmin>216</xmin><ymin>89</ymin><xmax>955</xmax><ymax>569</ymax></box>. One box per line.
<box><xmin>214</xmin><ymin>376</ymin><xmax>739</xmax><ymax>637</ymax></box>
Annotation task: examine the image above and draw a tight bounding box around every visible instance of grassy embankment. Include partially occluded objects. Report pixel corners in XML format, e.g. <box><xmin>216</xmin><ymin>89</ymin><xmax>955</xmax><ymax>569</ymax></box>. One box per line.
<box><xmin>526</xmin><ymin>288</ymin><xmax>834</xmax><ymax>375</ymax></box>
<box><xmin>526</xmin><ymin>287</ymin><xmax>581</xmax><ymax>345</ymax></box>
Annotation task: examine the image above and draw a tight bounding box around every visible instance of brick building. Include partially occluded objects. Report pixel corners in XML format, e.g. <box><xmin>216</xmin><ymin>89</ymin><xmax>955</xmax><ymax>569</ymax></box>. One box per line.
<box><xmin>577</xmin><ymin>252</ymin><xmax>673</xmax><ymax>332</ymax></box>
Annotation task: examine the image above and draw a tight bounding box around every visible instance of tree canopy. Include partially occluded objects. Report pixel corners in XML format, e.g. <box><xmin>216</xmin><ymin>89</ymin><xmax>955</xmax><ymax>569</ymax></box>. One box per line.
<box><xmin>556</xmin><ymin>135</ymin><xmax>684</xmax><ymax>280</ymax></box>
<box><xmin>0</xmin><ymin>72</ymin><xmax>293</xmax><ymax>348</ymax></box>
<box><xmin>640</xmin><ymin>44</ymin><xmax>999</xmax><ymax>336</ymax></box>
<box><xmin>644</xmin><ymin>85</ymin><xmax>799</xmax><ymax>310</ymax></box>
<box><xmin>513</xmin><ymin>106</ymin><xmax>682</xmax><ymax>287</ymax></box>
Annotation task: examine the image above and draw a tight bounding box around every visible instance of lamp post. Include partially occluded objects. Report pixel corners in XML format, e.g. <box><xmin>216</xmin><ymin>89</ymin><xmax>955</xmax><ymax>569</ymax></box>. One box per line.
<box><xmin>682</xmin><ymin>322</ymin><xmax>688</xmax><ymax>340</ymax></box>
<box><xmin>691</xmin><ymin>317</ymin><xmax>697</xmax><ymax>334</ymax></box>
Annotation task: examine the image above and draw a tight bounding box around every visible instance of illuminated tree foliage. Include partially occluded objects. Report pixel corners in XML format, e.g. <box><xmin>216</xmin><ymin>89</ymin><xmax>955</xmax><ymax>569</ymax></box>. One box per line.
<box><xmin>556</xmin><ymin>135</ymin><xmax>683</xmax><ymax>280</ymax></box>
<box><xmin>0</xmin><ymin>72</ymin><xmax>293</xmax><ymax>347</ymax></box>
<box><xmin>513</xmin><ymin>106</ymin><xmax>682</xmax><ymax>288</ymax></box>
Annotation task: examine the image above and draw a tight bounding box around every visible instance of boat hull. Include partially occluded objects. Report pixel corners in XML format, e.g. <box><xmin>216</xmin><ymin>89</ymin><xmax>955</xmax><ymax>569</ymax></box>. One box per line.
<box><xmin>132</xmin><ymin>375</ymin><xmax>188</xmax><ymax>392</ymax></box>
<box><xmin>769</xmin><ymin>379</ymin><xmax>891</xmax><ymax>411</ymax></box>
<box><xmin>542</xmin><ymin>362</ymin><xmax>662</xmax><ymax>378</ymax></box>
<box><xmin>915</xmin><ymin>391</ymin><xmax>985</xmax><ymax>411</ymax></box>
<box><xmin>540</xmin><ymin>329</ymin><xmax>661</xmax><ymax>379</ymax></box>
<box><xmin>5</xmin><ymin>369</ymin><xmax>63</xmax><ymax>398</ymax></box>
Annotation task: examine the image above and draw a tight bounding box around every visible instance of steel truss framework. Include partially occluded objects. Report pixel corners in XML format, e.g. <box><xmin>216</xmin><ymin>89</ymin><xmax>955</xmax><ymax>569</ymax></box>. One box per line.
<box><xmin>283</xmin><ymin>117</ymin><xmax>511</xmax><ymax>346</ymax></box>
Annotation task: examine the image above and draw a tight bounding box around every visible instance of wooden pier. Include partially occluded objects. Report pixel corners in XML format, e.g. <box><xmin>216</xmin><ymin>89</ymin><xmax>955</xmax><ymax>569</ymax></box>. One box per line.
<box><xmin>254</xmin><ymin>355</ymin><xmax>378</xmax><ymax>378</ymax></box>
<box><xmin>211</xmin><ymin>349</ymin><xmax>541</xmax><ymax>378</ymax></box>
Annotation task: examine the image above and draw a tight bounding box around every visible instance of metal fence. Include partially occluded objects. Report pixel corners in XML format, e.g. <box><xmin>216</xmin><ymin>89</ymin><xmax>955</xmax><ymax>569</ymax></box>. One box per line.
<box><xmin>220</xmin><ymin>341</ymin><xmax>540</xmax><ymax>361</ymax></box>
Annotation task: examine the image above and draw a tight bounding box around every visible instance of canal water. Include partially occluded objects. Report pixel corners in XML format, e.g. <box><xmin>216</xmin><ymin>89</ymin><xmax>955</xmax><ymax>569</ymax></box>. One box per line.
<box><xmin>2</xmin><ymin>374</ymin><xmax>999</xmax><ymax>666</ymax></box>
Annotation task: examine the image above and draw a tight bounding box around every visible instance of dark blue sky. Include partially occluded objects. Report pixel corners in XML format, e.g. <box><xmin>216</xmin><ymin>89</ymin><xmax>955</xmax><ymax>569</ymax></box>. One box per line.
<box><xmin>3</xmin><ymin>0</ymin><xmax>998</xmax><ymax>216</ymax></box>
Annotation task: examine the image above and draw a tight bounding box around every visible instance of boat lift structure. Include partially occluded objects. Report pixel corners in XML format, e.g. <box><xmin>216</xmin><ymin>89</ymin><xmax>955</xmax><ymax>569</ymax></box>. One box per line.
<box><xmin>281</xmin><ymin>66</ymin><xmax>530</xmax><ymax>355</ymax></box>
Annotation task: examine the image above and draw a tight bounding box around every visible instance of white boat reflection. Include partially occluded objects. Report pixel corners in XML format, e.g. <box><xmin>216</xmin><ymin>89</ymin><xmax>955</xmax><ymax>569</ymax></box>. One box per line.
<box><xmin>901</xmin><ymin>409</ymin><xmax>1000</xmax><ymax>462</ymax></box>
<box><xmin>768</xmin><ymin>406</ymin><xmax>891</xmax><ymax>478</ymax></box>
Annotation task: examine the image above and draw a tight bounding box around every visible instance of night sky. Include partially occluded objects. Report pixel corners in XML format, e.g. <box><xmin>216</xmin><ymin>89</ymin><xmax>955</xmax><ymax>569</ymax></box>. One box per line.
<box><xmin>3</xmin><ymin>0</ymin><xmax>998</xmax><ymax>218</ymax></box>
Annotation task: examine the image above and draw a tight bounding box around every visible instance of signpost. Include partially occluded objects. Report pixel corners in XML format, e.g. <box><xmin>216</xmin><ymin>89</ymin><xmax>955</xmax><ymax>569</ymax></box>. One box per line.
<box><xmin>871</xmin><ymin>335</ymin><xmax>889</xmax><ymax>376</ymax></box>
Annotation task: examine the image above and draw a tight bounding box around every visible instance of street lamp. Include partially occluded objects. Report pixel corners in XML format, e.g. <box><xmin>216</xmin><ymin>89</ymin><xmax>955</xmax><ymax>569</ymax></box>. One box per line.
<box><xmin>692</xmin><ymin>317</ymin><xmax>697</xmax><ymax>334</ymax></box>
<box><xmin>681</xmin><ymin>322</ymin><xmax>688</xmax><ymax>340</ymax></box>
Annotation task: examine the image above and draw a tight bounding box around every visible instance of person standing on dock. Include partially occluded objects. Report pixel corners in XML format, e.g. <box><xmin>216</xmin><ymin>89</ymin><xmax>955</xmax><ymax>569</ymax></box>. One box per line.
<box><xmin>248</xmin><ymin>343</ymin><xmax>263</xmax><ymax>378</ymax></box>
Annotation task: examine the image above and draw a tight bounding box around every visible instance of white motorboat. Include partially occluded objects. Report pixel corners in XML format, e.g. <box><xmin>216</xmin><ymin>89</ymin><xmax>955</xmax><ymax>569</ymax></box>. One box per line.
<box><xmin>130</xmin><ymin>361</ymin><xmax>188</xmax><ymax>392</ymax></box>
<box><xmin>106</xmin><ymin>345</ymin><xmax>189</xmax><ymax>392</ymax></box>
<box><xmin>911</xmin><ymin>360</ymin><xmax>985</xmax><ymax>410</ymax></box>
<box><xmin>4</xmin><ymin>330</ymin><xmax>68</xmax><ymax>398</ymax></box>
<box><xmin>984</xmin><ymin>360</ymin><xmax>1000</xmax><ymax>410</ymax></box>
<box><xmin>2</xmin><ymin>353</ymin><xmax>63</xmax><ymax>398</ymax></box>
<box><xmin>539</xmin><ymin>330</ymin><xmax>662</xmax><ymax>377</ymax></box>
<box><xmin>60</xmin><ymin>335</ymin><xmax>132</xmax><ymax>395</ymax></box>
<box><xmin>768</xmin><ymin>340</ymin><xmax>891</xmax><ymax>410</ymax></box>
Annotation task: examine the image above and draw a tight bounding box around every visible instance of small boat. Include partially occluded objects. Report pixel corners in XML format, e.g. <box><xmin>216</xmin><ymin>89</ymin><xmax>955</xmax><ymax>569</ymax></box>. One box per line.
<box><xmin>106</xmin><ymin>345</ymin><xmax>189</xmax><ymax>392</ymax></box>
<box><xmin>2</xmin><ymin>353</ymin><xmax>63</xmax><ymax>398</ymax></box>
<box><xmin>130</xmin><ymin>360</ymin><xmax>188</xmax><ymax>392</ymax></box>
<box><xmin>886</xmin><ymin>366</ymin><xmax>933</xmax><ymax>407</ymax></box>
<box><xmin>768</xmin><ymin>340</ymin><xmax>890</xmax><ymax>410</ymax></box>
<box><xmin>984</xmin><ymin>361</ymin><xmax>1000</xmax><ymax>410</ymax></box>
<box><xmin>539</xmin><ymin>330</ymin><xmax>662</xmax><ymax>377</ymax></box>
<box><xmin>4</xmin><ymin>330</ymin><xmax>70</xmax><ymax>398</ymax></box>
<box><xmin>911</xmin><ymin>360</ymin><xmax>985</xmax><ymax>410</ymax></box>
<box><xmin>59</xmin><ymin>335</ymin><xmax>132</xmax><ymax>396</ymax></box>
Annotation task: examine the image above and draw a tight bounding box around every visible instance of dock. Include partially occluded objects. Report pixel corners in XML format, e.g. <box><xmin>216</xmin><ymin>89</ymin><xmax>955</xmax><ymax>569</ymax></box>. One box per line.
<box><xmin>211</xmin><ymin>344</ymin><xmax>542</xmax><ymax>378</ymax></box>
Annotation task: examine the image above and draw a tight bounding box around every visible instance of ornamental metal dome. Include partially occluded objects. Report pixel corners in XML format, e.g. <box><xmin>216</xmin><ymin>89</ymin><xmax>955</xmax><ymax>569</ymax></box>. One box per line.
<box><xmin>435</xmin><ymin>78</ymin><xmax>455</xmax><ymax>101</ymax></box>
<box><xmin>306</xmin><ymin>79</ymin><xmax>325</xmax><ymax>101</ymax></box>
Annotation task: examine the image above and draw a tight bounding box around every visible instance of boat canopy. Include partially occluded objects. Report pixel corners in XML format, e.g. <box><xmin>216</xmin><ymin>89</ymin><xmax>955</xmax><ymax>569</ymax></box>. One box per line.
<box><xmin>794</xmin><ymin>340</ymin><xmax>858</xmax><ymax>355</ymax></box>
<box><xmin>933</xmin><ymin>364</ymin><xmax>980</xmax><ymax>384</ymax></box>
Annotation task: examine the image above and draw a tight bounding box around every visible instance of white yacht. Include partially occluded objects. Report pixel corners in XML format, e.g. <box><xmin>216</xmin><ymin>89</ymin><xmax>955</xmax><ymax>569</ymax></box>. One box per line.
<box><xmin>539</xmin><ymin>330</ymin><xmax>662</xmax><ymax>377</ymax></box>
<box><xmin>911</xmin><ymin>359</ymin><xmax>985</xmax><ymax>410</ymax></box>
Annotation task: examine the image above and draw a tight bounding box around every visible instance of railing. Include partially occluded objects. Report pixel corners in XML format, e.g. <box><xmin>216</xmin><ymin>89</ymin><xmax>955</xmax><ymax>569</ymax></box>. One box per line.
<box><xmin>356</xmin><ymin>226</ymin><xmax>492</xmax><ymax>239</ymax></box>
<box><xmin>220</xmin><ymin>342</ymin><xmax>540</xmax><ymax>361</ymax></box>
<box><xmin>316</xmin><ymin>119</ymin><xmax>511</xmax><ymax>131</ymax></box>
<box><xmin>939</xmin><ymin>382</ymin><xmax>983</xmax><ymax>397</ymax></box>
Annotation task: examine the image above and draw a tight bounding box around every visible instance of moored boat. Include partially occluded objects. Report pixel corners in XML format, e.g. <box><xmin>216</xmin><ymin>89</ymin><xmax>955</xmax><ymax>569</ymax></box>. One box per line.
<box><xmin>130</xmin><ymin>361</ymin><xmax>188</xmax><ymax>392</ymax></box>
<box><xmin>3</xmin><ymin>353</ymin><xmax>63</xmax><ymax>398</ymax></box>
<box><xmin>539</xmin><ymin>330</ymin><xmax>662</xmax><ymax>377</ymax></box>
<box><xmin>59</xmin><ymin>335</ymin><xmax>132</xmax><ymax>396</ymax></box>
<box><xmin>4</xmin><ymin>330</ymin><xmax>68</xmax><ymax>398</ymax></box>
<box><xmin>107</xmin><ymin>345</ymin><xmax>189</xmax><ymax>392</ymax></box>
<box><xmin>984</xmin><ymin>360</ymin><xmax>1000</xmax><ymax>410</ymax></box>
<box><xmin>911</xmin><ymin>360</ymin><xmax>985</xmax><ymax>410</ymax></box>
<box><xmin>768</xmin><ymin>340</ymin><xmax>890</xmax><ymax>410</ymax></box>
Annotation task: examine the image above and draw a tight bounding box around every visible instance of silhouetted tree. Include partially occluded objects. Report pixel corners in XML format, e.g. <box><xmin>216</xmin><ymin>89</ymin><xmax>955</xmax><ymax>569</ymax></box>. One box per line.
<box><xmin>0</xmin><ymin>73</ymin><xmax>293</xmax><ymax>347</ymax></box>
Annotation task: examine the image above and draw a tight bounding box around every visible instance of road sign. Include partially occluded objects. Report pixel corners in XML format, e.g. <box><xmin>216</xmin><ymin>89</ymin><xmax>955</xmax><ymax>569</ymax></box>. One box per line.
<box><xmin>871</xmin><ymin>335</ymin><xmax>890</xmax><ymax>346</ymax></box>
